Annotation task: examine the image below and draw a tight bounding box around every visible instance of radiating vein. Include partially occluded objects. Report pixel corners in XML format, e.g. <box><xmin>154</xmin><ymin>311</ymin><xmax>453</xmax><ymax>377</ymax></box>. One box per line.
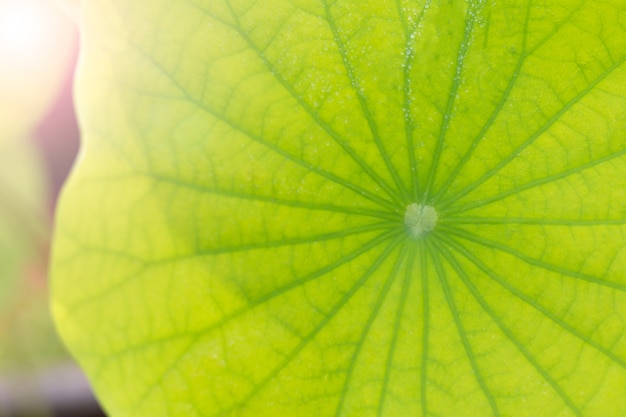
<box><xmin>377</xmin><ymin>241</ymin><xmax>415</xmax><ymax>417</ymax></box>
<box><xmin>107</xmin><ymin>229</ymin><xmax>405</xmax><ymax>413</ymax></box>
<box><xmin>439</xmin><ymin>225</ymin><xmax>626</xmax><ymax>293</ymax></box>
<box><xmin>443</xmin><ymin>217</ymin><xmax>626</xmax><ymax>226</ymax></box>
<box><xmin>441</xmin><ymin>51</ymin><xmax>626</xmax><ymax>207</ymax></box>
<box><xmin>321</xmin><ymin>0</ymin><xmax>410</xmax><ymax>202</ymax></box>
<box><xmin>92</xmin><ymin>229</ymin><xmax>402</xmax><ymax>361</ymax></box>
<box><xmin>72</xmin><ymin>223</ymin><xmax>400</xmax><ymax>309</ymax></box>
<box><xmin>418</xmin><ymin>242</ymin><xmax>430</xmax><ymax>417</ymax></box>
<box><xmin>334</xmin><ymin>243</ymin><xmax>408</xmax><ymax>417</ymax></box>
<box><xmin>192</xmin><ymin>222</ymin><xmax>400</xmax><ymax>256</ymax></box>
<box><xmin>119</xmin><ymin>63</ymin><xmax>398</xmax><ymax>212</ymax></box>
<box><xmin>215</xmin><ymin>233</ymin><xmax>406</xmax><ymax>417</ymax></box>
<box><xmin>190</xmin><ymin>0</ymin><xmax>404</xmax><ymax>205</ymax></box>
<box><xmin>429</xmin><ymin>239</ymin><xmax>501</xmax><ymax>417</ymax></box>
<box><xmin>431</xmin><ymin>0</ymin><xmax>592</xmax><ymax>205</ymax></box>
<box><xmin>149</xmin><ymin>172</ymin><xmax>400</xmax><ymax>221</ymax></box>
<box><xmin>434</xmin><ymin>239</ymin><xmax>583</xmax><ymax>417</ymax></box>
<box><xmin>438</xmin><ymin>233</ymin><xmax>626</xmax><ymax>369</ymax></box>
<box><xmin>443</xmin><ymin>146</ymin><xmax>626</xmax><ymax>214</ymax></box>
<box><xmin>431</xmin><ymin>0</ymin><xmax>532</xmax><ymax>204</ymax></box>
<box><xmin>395</xmin><ymin>0</ymin><xmax>432</xmax><ymax>200</ymax></box>
<box><xmin>422</xmin><ymin>0</ymin><xmax>484</xmax><ymax>201</ymax></box>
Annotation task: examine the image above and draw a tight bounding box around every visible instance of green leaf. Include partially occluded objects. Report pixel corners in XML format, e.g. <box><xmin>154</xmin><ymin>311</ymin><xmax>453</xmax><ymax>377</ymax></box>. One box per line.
<box><xmin>52</xmin><ymin>0</ymin><xmax>626</xmax><ymax>416</ymax></box>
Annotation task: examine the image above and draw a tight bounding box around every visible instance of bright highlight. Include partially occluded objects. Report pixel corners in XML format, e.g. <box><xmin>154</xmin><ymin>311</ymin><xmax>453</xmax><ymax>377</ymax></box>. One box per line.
<box><xmin>0</xmin><ymin>0</ymin><xmax>76</xmax><ymax>141</ymax></box>
<box><xmin>0</xmin><ymin>1</ymin><xmax>49</xmax><ymax>61</ymax></box>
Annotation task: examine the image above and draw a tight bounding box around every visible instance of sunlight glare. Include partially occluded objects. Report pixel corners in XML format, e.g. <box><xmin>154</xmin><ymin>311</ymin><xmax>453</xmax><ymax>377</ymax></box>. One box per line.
<box><xmin>0</xmin><ymin>0</ymin><xmax>50</xmax><ymax>62</ymax></box>
<box><xmin>0</xmin><ymin>0</ymin><xmax>76</xmax><ymax>140</ymax></box>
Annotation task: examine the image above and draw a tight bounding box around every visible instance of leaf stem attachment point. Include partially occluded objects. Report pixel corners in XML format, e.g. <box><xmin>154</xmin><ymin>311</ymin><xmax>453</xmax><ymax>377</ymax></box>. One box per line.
<box><xmin>404</xmin><ymin>203</ymin><xmax>438</xmax><ymax>238</ymax></box>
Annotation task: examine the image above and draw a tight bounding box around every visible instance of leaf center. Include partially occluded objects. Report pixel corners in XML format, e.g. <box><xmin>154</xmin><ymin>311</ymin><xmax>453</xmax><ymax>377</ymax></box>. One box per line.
<box><xmin>404</xmin><ymin>203</ymin><xmax>438</xmax><ymax>238</ymax></box>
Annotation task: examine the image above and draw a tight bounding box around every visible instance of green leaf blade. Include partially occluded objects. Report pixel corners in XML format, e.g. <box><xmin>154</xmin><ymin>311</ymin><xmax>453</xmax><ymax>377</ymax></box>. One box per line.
<box><xmin>52</xmin><ymin>0</ymin><xmax>626</xmax><ymax>416</ymax></box>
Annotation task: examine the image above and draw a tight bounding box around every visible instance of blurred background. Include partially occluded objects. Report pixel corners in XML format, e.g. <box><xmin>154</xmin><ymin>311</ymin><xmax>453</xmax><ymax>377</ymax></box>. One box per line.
<box><xmin>0</xmin><ymin>0</ymin><xmax>105</xmax><ymax>415</ymax></box>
